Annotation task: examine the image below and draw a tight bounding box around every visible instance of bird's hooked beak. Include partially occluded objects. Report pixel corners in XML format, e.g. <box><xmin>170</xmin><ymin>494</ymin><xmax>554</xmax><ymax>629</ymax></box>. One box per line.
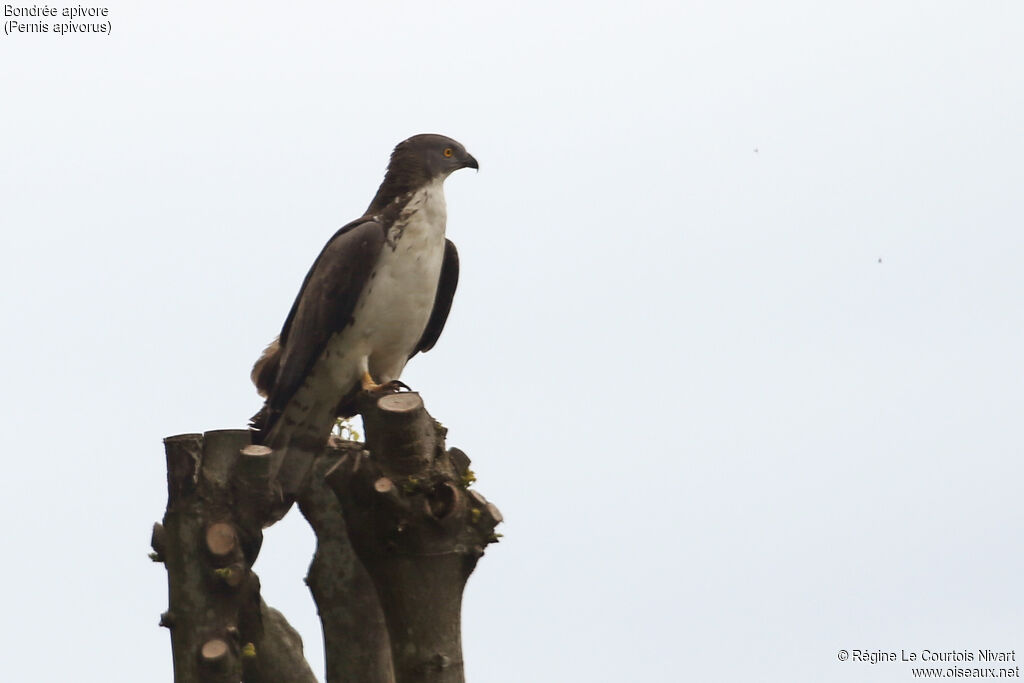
<box><xmin>464</xmin><ymin>153</ymin><xmax>479</xmax><ymax>171</ymax></box>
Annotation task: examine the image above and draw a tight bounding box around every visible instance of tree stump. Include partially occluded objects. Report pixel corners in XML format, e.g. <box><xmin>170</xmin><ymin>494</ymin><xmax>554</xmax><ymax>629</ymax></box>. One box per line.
<box><xmin>325</xmin><ymin>393</ymin><xmax>502</xmax><ymax>683</ymax></box>
<box><xmin>154</xmin><ymin>431</ymin><xmax>315</xmax><ymax>683</ymax></box>
<box><xmin>154</xmin><ymin>392</ymin><xmax>501</xmax><ymax>682</ymax></box>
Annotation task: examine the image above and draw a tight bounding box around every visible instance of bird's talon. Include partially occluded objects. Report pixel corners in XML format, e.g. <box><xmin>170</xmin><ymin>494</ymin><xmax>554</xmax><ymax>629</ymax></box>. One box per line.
<box><xmin>360</xmin><ymin>372</ymin><xmax>410</xmax><ymax>396</ymax></box>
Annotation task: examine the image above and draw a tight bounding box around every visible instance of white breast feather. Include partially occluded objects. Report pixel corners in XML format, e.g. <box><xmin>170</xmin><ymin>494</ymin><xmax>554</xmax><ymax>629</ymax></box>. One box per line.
<box><xmin>266</xmin><ymin>178</ymin><xmax>451</xmax><ymax>460</ymax></box>
<box><xmin>327</xmin><ymin>179</ymin><xmax>448</xmax><ymax>389</ymax></box>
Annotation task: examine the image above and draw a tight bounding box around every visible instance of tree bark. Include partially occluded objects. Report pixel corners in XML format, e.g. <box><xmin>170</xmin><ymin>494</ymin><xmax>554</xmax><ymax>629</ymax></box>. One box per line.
<box><xmin>242</xmin><ymin>599</ymin><xmax>317</xmax><ymax>683</ymax></box>
<box><xmin>325</xmin><ymin>393</ymin><xmax>502</xmax><ymax>683</ymax></box>
<box><xmin>155</xmin><ymin>391</ymin><xmax>501</xmax><ymax>681</ymax></box>
<box><xmin>298</xmin><ymin>442</ymin><xmax>395</xmax><ymax>683</ymax></box>
<box><xmin>155</xmin><ymin>431</ymin><xmax>315</xmax><ymax>683</ymax></box>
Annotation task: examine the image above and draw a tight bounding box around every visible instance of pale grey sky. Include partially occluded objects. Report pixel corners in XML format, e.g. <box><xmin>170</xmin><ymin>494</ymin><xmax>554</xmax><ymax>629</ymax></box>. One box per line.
<box><xmin>2</xmin><ymin>2</ymin><xmax>1022</xmax><ymax>681</ymax></box>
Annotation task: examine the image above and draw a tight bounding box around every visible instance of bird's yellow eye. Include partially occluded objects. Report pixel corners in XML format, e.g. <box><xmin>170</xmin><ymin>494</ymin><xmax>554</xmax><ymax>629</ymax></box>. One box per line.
<box><xmin>443</xmin><ymin>148</ymin><xmax>454</xmax><ymax>158</ymax></box>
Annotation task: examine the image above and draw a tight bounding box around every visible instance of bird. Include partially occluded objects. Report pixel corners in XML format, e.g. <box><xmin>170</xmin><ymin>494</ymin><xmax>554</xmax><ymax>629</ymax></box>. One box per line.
<box><xmin>250</xmin><ymin>133</ymin><xmax>478</xmax><ymax>494</ymax></box>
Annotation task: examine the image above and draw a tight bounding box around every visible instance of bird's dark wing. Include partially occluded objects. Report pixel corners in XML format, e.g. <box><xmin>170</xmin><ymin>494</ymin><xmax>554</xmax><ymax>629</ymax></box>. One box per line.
<box><xmin>268</xmin><ymin>218</ymin><xmax>385</xmax><ymax>416</ymax></box>
<box><xmin>413</xmin><ymin>238</ymin><xmax>459</xmax><ymax>356</ymax></box>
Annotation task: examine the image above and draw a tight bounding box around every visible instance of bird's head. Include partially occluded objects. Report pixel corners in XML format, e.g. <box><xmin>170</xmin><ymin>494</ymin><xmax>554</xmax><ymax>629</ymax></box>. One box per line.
<box><xmin>367</xmin><ymin>134</ymin><xmax>478</xmax><ymax>214</ymax></box>
<box><xmin>390</xmin><ymin>133</ymin><xmax>479</xmax><ymax>181</ymax></box>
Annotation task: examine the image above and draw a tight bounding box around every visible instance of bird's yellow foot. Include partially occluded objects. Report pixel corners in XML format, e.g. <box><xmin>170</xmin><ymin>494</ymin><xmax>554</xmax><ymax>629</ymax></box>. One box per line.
<box><xmin>361</xmin><ymin>371</ymin><xmax>410</xmax><ymax>394</ymax></box>
<box><xmin>361</xmin><ymin>370</ymin><xmax>382</xmax><ymax>391</ymax></box>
